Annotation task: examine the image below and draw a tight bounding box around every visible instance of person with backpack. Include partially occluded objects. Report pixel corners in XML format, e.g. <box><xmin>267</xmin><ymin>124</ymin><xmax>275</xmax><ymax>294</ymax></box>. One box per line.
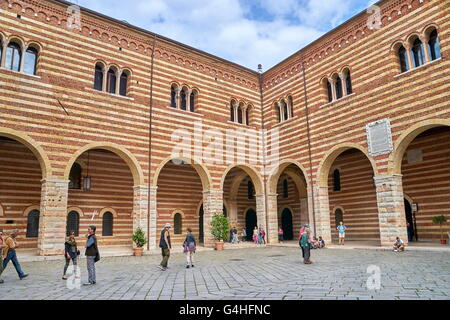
<box><xmin>84</xmin><ymin>225</ymin><xmax>99</xmax><ymax>285</ymax></box>
<box><xmin>183</xmin><ymin>228</ymin><xmax>196</xmax><ymax>269</ymax></box>
<box><xmin>1</xmin><ymin>229</ymin><xmax>28</xmax><ymax>280</ymax></box>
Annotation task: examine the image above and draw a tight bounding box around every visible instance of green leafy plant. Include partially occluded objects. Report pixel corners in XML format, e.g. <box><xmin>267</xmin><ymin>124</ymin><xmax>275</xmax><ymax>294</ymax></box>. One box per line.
<box><xmin>432</xmin><ymin>215</ymin><xmax>447</xmax><ymax>241</ymax></box>
<box><xmin>132</xmin><ymin>227</ymin><xmax>147</xmax><ymax>248</ymax></box>
<box><xmin>210</xmin><ymin>213</ymin><xmax>229</xmax><ymax>241</ymax></box>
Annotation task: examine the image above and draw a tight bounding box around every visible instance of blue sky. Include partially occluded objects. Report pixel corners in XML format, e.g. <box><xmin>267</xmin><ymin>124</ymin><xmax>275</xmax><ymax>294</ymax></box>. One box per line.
<box><xmin>75</xmin><ymin>0</ymin><xmax>378</xmax><ymax>70</ymax></box>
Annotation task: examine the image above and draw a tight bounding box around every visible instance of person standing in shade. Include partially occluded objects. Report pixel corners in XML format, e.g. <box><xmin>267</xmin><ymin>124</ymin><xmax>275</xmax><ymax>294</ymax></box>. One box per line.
<box><xmin>2</xmin><ymin>229</ymin><xmax>28</xmax><ymax>280</ymax></box>
<box><xmin>278</xmin><ymin>228</ymin><xmax>284</xmax><ymax>243</ymax></box>
<box><xmin>0</xmin><ymin>229</ymin><xmax>6</xmax><ymax>284</ymax></box>
<box><xmin>253</xmin><ymin>226</ymin><xmax>258</xmax><ymax>245</ymax></box>
<box><xmin>300</xmin><ymin>226</ymin><xmax>313</xmax><ymax>264</ymax></box>
<box><xmin>337</xmin><ymin>221</ymin><xmax>347</xmax><ymax>245</ymax></box>
<box><xmin>84</xmin><ymin>226</ymin><xmax>99</xmax><ymax>285</ymax></box>
<box><xmin>183</xmin><ymin>228</ymin><xmax>196</xmax><ymax>269</ymax></box>
<box><xmin>63</xmin><ymin>231</ymin><xmax>79</xmax><ymax>280</ymax></box>
<box><xmin>158</xmin><ymin>223</ymin><xmax>172</xmax><ymax>271</ymax></box>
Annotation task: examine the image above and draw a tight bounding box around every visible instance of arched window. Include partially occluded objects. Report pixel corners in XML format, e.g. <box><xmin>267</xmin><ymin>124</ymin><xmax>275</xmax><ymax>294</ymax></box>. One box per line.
<box><xmin>344</xmin><ymin>71</ymin><xmax>352</xmax><ymax>95</ymax></box>
<box><xmin>94</xmin><ymin>63</ymin><xmax>104</xmax><ymax>91</ymax></box>
<box><xmin>282</xmin><ymin>100</ymin><xmax>288</xmax><ymax>121</ymax></box>
<box><xmin>335</xmin><ymin>208</ymin><xmax>344</xmax><ymax>228</ymax></box>
<box><xmin>411</xmin><ymin>38</ymin><xmax>425</xmax><ymax>68</ymax></box>
<box><xmin>190</xmin><ymin>91</ymin><xmax>196</xmax><ymax>112</ymax></box>
<box><xmin>26</xmin><ymin>209</ymin><xmax>40</xmax><ymax>238</ymax></box>
<box><xmin>66</xmin><ymin>211</ymin><xmax>80</xmax><ymax>236</ymax></box>
<box><xmin>428</xmin><ymin>30</ymin><xmax>441</xmax><ymax>61</ymax></box>
<box><xmin>326</xmin><ymin>80</ymin><xmax>333</xmax><ymax>103</ymax></box>
<box><xmin>119</xmin><ymin>71</ymin><xmax>128</xmax><ymax>96</ymax></box>
<box><xmin>69</xmin><ymin>163</ymin><xmax>82</xmax><ymax>190</ymax></box>
<box><xmin>0</xmin><ymin>39</ymin><xmax>3</xmax><ymax>65</ymax></box>
<box><xmin>245</xmin><ymin>108</ymin><xmax>249</xmax><ymax>125</ymax></box>
<box><xmin>174</xmin><ymin>213</ymin><xmax>182</xmax><ymax>234</ymax></box>
<box><xmin>180</xmin><ymin>88</ymin><xmax>187</xmax><ymax>110</ymax></box>
<box><xmin>398</xmin><ymin>46</ymin><xmax>410</xmax><ymax>73</ymax></box>
<box><xmin>288</xmin><ymin>96</ymin><xmax>294</xmax><ymax>118</ymax></box>
<box><xmin>5</xmin><ymin>42</ymin><xmax>22</xmax><ymax>72</ymax></box>
<box><xmin>237</xmin><ymin>105</ymin><xmax>243</xmax><ymax>124</ymax></box>
<box><xmin>247</xmin><ymin>180</ymin><xmax>254</xmax><ymax>200</ymax></box>
<box><xmin>276</xmin><ymin>103</ymin><xmax>282</xmax><ymax>122</ymax></box>
<box><xmin>106</xmin><ymin>68</ymin><xmax>117</xmax><ymax>94</ymax></box>
<box><xmin>171</xmin><ymin>85</ymin><xmax>177</xmax><ymax>108</ymax></box>
<box><xmin>335</xmin><ymin>76</ymin><xmax>343</xmax><ymax>100</ymax></box>
<box><xmin>230</xmin><ymin>104</ymin><xmax>235</xmax><ymax>122</ymax></box>
<box><xmin>283</xmin><ymin>179</ymin><xmax>289</xmax><ymax>198</ymax></box>
<box><xmin>333</xmin><ymin>169</ymin><xmax>341</xmax><ymax>191</ymax></box>
<box><xmin>24</xmin><ymin>46</ymin><xmax>38</xmax><ymax>75</ymax></box>
<box><xmin>102</xmin><ymin>212</ymin><xmax>113</xmax><ymax>236</ymax></box>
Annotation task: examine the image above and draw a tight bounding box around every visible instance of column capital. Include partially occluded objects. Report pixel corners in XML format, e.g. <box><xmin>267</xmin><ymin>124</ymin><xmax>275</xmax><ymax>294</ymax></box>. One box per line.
<box><xmin>40</xmin><ymin>178</ymin><xmax>70</xmax><ymax>184</ymax></box>
<box><xmin>373</xmin><ymin>174</ymin><xmax>403</xmax><ymax>185</ymax></box>
<box><xmin>203</xmin><ymin>189</ymin><xmax>223</xmax><ymax>195</ymax></box>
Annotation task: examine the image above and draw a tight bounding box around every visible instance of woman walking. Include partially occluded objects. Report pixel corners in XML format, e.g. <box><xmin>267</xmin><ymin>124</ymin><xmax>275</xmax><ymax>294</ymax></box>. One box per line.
<box><xmin>253</xmin><ymin>227</ymin><xmax>258</xmax><ymax>245</ymax></box>
<box><xmin>183</xmin><ymin>228</ymin><xmax>196</xmax><ymax>269</ymax></box>
<box><xmin>62</xmin><ymin>231</ymin><xmax>80</xmax><ymax>280</ymax></box>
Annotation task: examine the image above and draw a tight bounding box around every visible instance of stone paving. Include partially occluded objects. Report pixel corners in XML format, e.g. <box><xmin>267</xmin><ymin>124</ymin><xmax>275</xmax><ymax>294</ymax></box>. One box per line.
<box><xmin>0</xmin><ymin>246</ymin><xmax>449</xmax><ymax>300</ymax></box>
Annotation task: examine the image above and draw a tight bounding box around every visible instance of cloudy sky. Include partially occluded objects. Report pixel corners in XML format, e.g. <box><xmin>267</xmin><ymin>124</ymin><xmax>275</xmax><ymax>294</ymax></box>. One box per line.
<box><xmin>76</xmin><ymin>0</ymin><xmax>378</xmax><ymax>70</ymax></box>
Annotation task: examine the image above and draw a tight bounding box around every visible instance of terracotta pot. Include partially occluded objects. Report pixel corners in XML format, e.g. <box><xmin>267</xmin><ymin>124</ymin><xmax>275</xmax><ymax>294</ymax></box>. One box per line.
<box><xmin>215</xmin><ymin>241</ymin><xmax>224</xmax><ymax>251</ymax></box>
<box><xmin>440</xmin><ymin>239</ymin><xmax>447</xmax><ymax>245</ymax></box>
<box><xmin>133</xmin><ymin>247</ymin><xmax>144</xmax><ymax>256</ymax></box>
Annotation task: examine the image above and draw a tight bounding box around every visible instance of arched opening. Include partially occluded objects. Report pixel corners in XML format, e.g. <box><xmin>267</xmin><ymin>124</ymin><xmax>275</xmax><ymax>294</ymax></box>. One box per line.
<box><xmin>119</xmin><ymin>70</ymin><xmax>130</xmax><ymax>96</ymax></box>
<box><xmin>324</xmin><ymin>148</ymin><xmax>380</xmax><ymax>243</ymax></box>
<box><xmin>245</xmin><ymin>209</ymin><xmax>257</xmax><ymax>241</ymax></box>
<box><xmin>156</xmin><ymin>158</ymin><xmax>210</xmax><ymax>246</ymax></box>
<box><xmin>399</xmin><ymin>126</ymin><xmax>450</xmax><ymax>242</ymax></box>
<box><xmin>174</xmin><ymin>212</ymin><xmax>182</xmax><ymax>235</ymax></box>
<box><xmin>24</xmin><ymin>46</ymin><xmax>38</xmax><ymax>75</ymax></box>
<box><xmin>237</xmin><ymin>105</ymin><xmax>243</xmax><ymax>124</ymax></box>
<box><xmin>0</xmin><ymin>134</ymin><xmax>43</xmax><ymax>249</ymax></box>
<box><xmin>66</xmin><ymin>210</ymin><xmax>80</xmax><ymax>236</ymax></box>
<box><xmin>190</xmin><ymin>90</ymin><xmax>197</xmax><ymax>112</ymax></box>
<box><xmin>180</xmin><ymin>87</ymin><xmax>188</xmax><ymax>110</ymax></box>
<box><xmin>66</xmin><ymin>148</ymin><xmax>136</xmax><ymax>247</ymax></box>
<box><xmin>106</xmin><ymin>68</ymin><xmax>118</xmax><ymax>94</ymax></box>
<box><xmin>427</xmin><ymin>29</ymin><xmax>441</xmax><ymax>61</ymax></box>
<box><xmin>411</xmin><ymin>37</ymin><xmax>425</xmax><ymax>68</ymax></box>
<box><xmin>281</xmin><ymin>208</ymin><xmax>293</xmax><ymax>240</ymax></box>
<box><xmin>404</xmin><ymin>199</ymin><xmax>415</xmax><ymax>242</ymax></box>
<box><xmin>171</xmin><ymin>84</ymin><xmax>178</xmax><ymax>108</ymax></box>
<box><xmin>333</xmin><ymin>74</ymin><xmax>343</xmax><ymax>100</ymax></box>
<box><xmin>343</xmin><ymin>69</ymin><xmax>352</xmax><ymax>95</ymax></box>
<box><xmin>398</xmin><ymin>45</ymin><xmax>410</xmax><ymax>73</ymax></box>
<box><xmin>333</xmin><ymin>208</ymin><xmax>344</xmax><ymax>242</ymax></box>
<box><xmin>69</xmin><ymin>162</ymin><xmax>82</xmax><ymax>189</ymax></box>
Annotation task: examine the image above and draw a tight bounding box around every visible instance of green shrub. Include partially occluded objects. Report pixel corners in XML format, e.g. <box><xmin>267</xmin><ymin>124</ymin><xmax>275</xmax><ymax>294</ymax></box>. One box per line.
<box><xmin>132</xmin><ymin>227</ymin><xmax>147</xmax><ymax>248</ymax></box>
<box><xmin>210</xmin><ymin>213</ymin><xmax>229</xmax><ymax>241</ymax></box>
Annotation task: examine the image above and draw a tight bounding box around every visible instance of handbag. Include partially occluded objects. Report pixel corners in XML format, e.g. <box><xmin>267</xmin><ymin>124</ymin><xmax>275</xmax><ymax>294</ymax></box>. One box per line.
<box><xmin>94</xmin><ymin>251</ymin><xmax>100</xmax><ymax>263</ymax></box>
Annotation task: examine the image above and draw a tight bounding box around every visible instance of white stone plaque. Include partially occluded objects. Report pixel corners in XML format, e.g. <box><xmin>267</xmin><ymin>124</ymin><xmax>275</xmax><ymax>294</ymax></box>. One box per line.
<box><xmin>366</xmin><ymin>118</ymin><xmax>393</xmax><ymax>157</ymax></box>
<box><xmin>407</xmin><ymin>149</ymin><xmax>423</xmax><ymax>164</ymax></box>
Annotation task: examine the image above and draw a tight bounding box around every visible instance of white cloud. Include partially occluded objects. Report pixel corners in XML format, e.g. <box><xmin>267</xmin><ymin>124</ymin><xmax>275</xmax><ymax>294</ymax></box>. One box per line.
<box><xmin>77</xmin><ymin>0</ymin><xmax>368</xmax><ymax>70</ymax></box>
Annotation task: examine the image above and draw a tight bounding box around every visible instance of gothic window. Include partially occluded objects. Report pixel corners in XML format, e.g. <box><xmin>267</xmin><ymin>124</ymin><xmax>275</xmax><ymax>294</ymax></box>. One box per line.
<box><xmin>102</xmin><ymin>212</ymin><xmax>113</xmax><ymax>236</ymax></box>
<box><xmin>180</xmin><ymin>88</ymin><xmax>187</xmax><ymax>110</ymax></box>
<box><xmin>344</xmin><ymin>71</ymin><xmax>352</xmax><ymax>95</ymax></box>
<box><xmin>237</xmin><ymin>105</ymin><xmax>243</xmax><ymax>124</ymax></box>
<box><xmin>24</xmin><ymin>46</ymin><xmax>38</xmax><ymax>75</ymax></box>
<box><xmin>66</xmin><ymin>210</ymin><xmax>80</xmax><ymax>236</ymax></box>
<box><xmin>398</xmin><ymin>46</ymin><xmax>410</xmax><ymax>73</ymax></box>
<box><xmin>26</xmin><ymin>210</ymin><xmax>40</xmax><ymax>238</ymax></box>
<box><xmin>106</xmin><ymin>68</ymin><xmax>117</xmax><ymax>94</ymax></box>
<box><xmin>174</xmin><ymin>213</ymin><xmax>182</xmax><ymax>234</ymax></box>
<box><xmin>119</xmin><ymin>71</ymin><xmax>128</xmax><ymax>96</ymax></box>
<box><xmin>5</xmin><ymin>42</ymin><xmax>21</xmax><ymax>72</ymax></box>
<box><xmin>335</xmin><ymin>76</ymin><xmax>343</xmax><ymax>100</ymax></box>
<box><xmin>94</xmin><ymin>63</ymin><xmax>104</xmax><ymax>91</ymax></box>
<box><xmin>326</xmin><ymin>80</ymin><xmax>333</xmax><ymax>103</ymax></box>
<box><xmin>190</xmin><ymin>90</ymin><xmax>196</xmax><ymax>112</ymax></box>
<box><xmin>428</xmin><ymin>29</ymin><xmax>441</xmax><ymax>61</ymax></box>
<box><xmin>230</xmin><ymin>104</ymin><xmax>235</xmax><ymax>122</ymax></box>
<box><xmin>411</xmin><ymin>38</ymin><xmax>425</xmax><ymax>68</ymax></box>
<box><xmin>171</xmin><ymin>85</ymin><xmax>177</xmax><ymax>108</ymax></box>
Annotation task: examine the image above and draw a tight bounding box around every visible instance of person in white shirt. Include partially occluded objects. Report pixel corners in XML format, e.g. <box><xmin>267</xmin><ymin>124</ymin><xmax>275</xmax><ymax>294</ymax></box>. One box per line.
<box><xmin>393</xmin><ymin>237</ymin><xmax>405</xmax><ymax>252</ymax></box>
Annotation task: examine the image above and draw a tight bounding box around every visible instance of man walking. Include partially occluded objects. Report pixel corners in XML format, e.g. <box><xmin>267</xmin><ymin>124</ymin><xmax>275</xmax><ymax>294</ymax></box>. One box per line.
<box><xmin>0</xmin><ymin>229</ymin><xmax>6</xmax><ymax>284</ymax></box>
<box><xmin>84</xmin><ymin>226</ymin><xmax>99</xmax><ymax>285</ymax></box>
<box><xmin>337</xmin><ymin>221</ymin><xmax>347</xmax><ymax>245</ymax></box>
<box><xmin>2</xmin><ymin>229</ymin><xmax>28</xmax><ymax>280</ymax></box>
<box><xmin>158</xmin><ymin>223</ymin><xmax>172</xmax><ymax>271</ymax></box>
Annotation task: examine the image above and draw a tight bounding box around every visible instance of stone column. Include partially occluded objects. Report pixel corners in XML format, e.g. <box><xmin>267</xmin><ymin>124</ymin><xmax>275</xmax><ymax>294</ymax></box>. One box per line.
<box><xmin>102</xmin><ymin>65</ymin><xmax>108</xmax><ymax>92</ymax></box>
<box><xmin>132</xmin><ymin>185</ymin><xmax>149</xmax><ymax>248</ymax></box>
<box><xmin>176</xmin><ymin>88</ymin><xmax>181</xmax><ymax>109</ymax></box>
<box><xmin>329</xmin><ymin>78</ymin><xmax>336</xmax><ymax>101</ymax></box>
<box><xmin>186</xmin><ymin>89</ymin><xmax>192</xmax><ymax>111</ymax></box>
<box><xmin>228</xmin><ymin>199</ymin><xmax>238</xmax><ymax>225</ymax></box>
<box><xmin>203</xmin><ymin>189</ymin><xmax>223</xmax><ymax>247</ymax></box>
<box><xmin>265</xmin><ymin>193</ymin><xmax>278</xmax><ymax>244</ymax></box>
<box><xmin>255</xmin><ymin>194</ymin><xmax>268</xmax><ymax>242</ymax></box>
<box><xmin>0</xmin><ymin>45</ymin><xmax>6</xmax><ymax>67</ymax></box>
<box><xmin>420</xmin><ymin>35</ymin><xmax>431</xmax><ymax>63</ymax></box>
<box><xmin>340</xmin><ymin>73</ymin><xmax>347</xmax><ymax>97</ymax></box>
<box><xmin>233</xmin><ymin>103</ymin><xmax>238</xmax><ymax>123</ymax></box>
<box><xmin>115</xmin><ymin>70</ymin><xmax>121</xmax><ymax>94</ymax></box>
<box><xmin>19</xmin><ymin>44</ymin><xmax>25</xmax><ymax>72</ymax></box>
<box><xmin>277</xmin><ymin>102</ymin><xmax>285</xmax><ymax>122</ymax></box>
<box><xmin>312</xmin><ymin>185</ymin><xmax>332</xmax><ymax>243</ymax></box>
<box><xmin>148</xmin><ymin>186</ymin><xmax>158</xmax><ymax>249</ymax></box>
<box><xmin>374</xmin><ymin>175</ymin><xmax>408</xmax><ymax>246</ymax></box>
<box><xmin>38</xmin><ymin>179</ymin><xmax>69</xmax><ymax>256</ymax></box>
<box><xmin>300</xmin><ymin>197</ymin><xmax>309</xmax><ymax>225</ymax></box>
<box><xmin>405</xmin><ymin>43</ymin><xmax>414</xmax><ymax>70</ymax></box>
<box><xmin>242</xmin><ymin>106</ymin><xmax>247</xmax><ymax>125</ymax></box>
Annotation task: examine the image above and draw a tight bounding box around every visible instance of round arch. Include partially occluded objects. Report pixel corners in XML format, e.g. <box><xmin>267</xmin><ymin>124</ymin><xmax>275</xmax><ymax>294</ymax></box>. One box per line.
<box><xmin>388</xmin><ymin>119</ymin><xmax>450</xmax><ymax>175</ymax></box>
<box><xmin>99</xmin><ymin>207</ymin><xmax>118</xmax><ymax>218</ymax></box>
<box><xmin>23</xmin><ymin>204</ymin><xmax>40</xmax><ymax>216</ymax></box>
<box><xmin>220</xmin><ymin>164</ymin><xmax>264</xmax><ymax>195</ymax></box>
<box><xmin>152</xmin><ymin>156</ymin><xmax>212</xmax><ymax>191</ymax></box>
<box><xmin>64</xmin><ymin>142</ymin><xmax>145</xmax><ymax>186</ymax></box>
<box><xmin>316</xmin><ymin>143</ymin><xmax>378</xmax><ymax>187</ymax></box>
<box><xmin>268</xmin><ymin>159</ymin><xmax>309</xmax><ymax>195</ymax></box>
<box><xmin>67</xmin><ymin>206</ymin><xmax>84</xmax><ymax>217</ymax></box>
<box><xmin>0</xmin><ymin>127</ymin><xmax>52</xmax><ymax>179</ymax></box>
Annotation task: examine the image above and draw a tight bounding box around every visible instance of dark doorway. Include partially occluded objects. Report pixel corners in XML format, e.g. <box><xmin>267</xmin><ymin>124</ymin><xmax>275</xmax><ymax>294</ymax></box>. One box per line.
<box><xmin>404</xmin><ymin>199</ymin><xmax>415</xmax><ymax>242</ymax></box>
<box><xmin>245</xmin><ymin>209</ymin><xmax>257</xmax><ymax>241</ymax></box>
<box><xmin>334</xmin><ymin>208</ymin><xmax>344</xmax><ymax>228</ymax></box>
<box><xmin>199</xmin><ymin>204</ymin><xmax>204</xmax><ymax>244</ymax></box>
<box><xmin>281</xmin><ymin>208</ymin><xmax>293</xmax><ymax>240</ymax></box>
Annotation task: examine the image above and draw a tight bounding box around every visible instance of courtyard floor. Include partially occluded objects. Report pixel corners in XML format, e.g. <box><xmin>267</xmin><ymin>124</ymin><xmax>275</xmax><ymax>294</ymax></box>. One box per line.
<box><xmin>0</xmin><ymin>246</ymin><xmax>449</xmax><ymax>300</ymax></box>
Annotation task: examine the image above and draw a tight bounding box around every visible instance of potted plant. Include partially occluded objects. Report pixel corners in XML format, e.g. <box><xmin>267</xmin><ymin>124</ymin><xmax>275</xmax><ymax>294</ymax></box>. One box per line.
<box><xmin>132</xmin><ymin>227</ymin><xmax>147</xmax><ymax>256</ymax></box>
<box><xmin>432</xmin><ymin>215</ymin><xmax>447</xmax><ymax>244</ymax></box>
<box><xmin>210</xmin><ymin>212</ymin><xmax>229</xmax><ymax>251</ymax></box>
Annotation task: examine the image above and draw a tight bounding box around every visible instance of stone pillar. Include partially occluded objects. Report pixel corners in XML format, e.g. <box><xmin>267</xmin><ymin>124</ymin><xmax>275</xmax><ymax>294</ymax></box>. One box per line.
<box><xmin>421</xmin><ymin>35</ymin><xmax>431</xmax><ymax>63</ymax></box>
<box><xmin>132</xmin><ymin>185</ymin><xmax>149</xmax><ymax>248</ymax></box>
<box><xmin>255</xmin><ymin>194</ymin><xmax>268</xmax><ymax>242</ymax></box>
<box><xmin>19</xmin><ymin>44</ymin><xmax>25</xmax><ymax>72</ymax></box>
<box><xmin>312</xmin><ymin>185</ymin><xmax>332</xmax><ymax>243</ymax></box>
<box><xmin>203</xmin><ymin>189</ymin><xmax>223</xmax><ymax>247</ymax></box>
<box><xmin>176</xmin><ymin>88</ymin><xmax>181</xmax><ymax>109</ymax></box>
<box><xmin>340</xmin><ymin>73</ymin><xmax>347</xmax><ymax>97</ymax></box>
<box><xmin>0</xmin><ymin>44</ymin><xmax>6</xmax><ymax>67</ymax></box>
<box><xmin>115</xmin><ymin>70</ymin><xmax>121</xmax><ymax>94</ymax></box>
<box><xmin>228</xmin><ymin>199</ymin><xmax>238</xmax><ymax>225</ymax></box>
<box><xmin>148</xmin><ymin>186</ymin><xmax>158</xmax><ymax>249</ymax></box>
<box><xmin>374</xmin><ymin>175</ymin><xmax>408</xmax><ymax>246</ymax></box>
<box><xmin>265</xmin><ymin>193</ymin><xmax>278</xmax><ymax>244</ymax></box>
<box><xmin>102</xmin><ymin>65</ymin><xmax>108</xmax><ymax>92</ymax></box>
<box><xmin>186</xmin><ymin>89</ymin><xmax>192</xmax><ymax>111</ymax></box>
<box><xmin>233</xmin><ymin>103</ymin><xmax>238</xmax><ymax>123</ymax></box>
<box><xmin>277</xmin><ymin>102</ymin><xmax>285</xmax><ymax>122</ymax></box>
<box><xmin>405</xmin><ymin>43</ymin><xmax>414</xmax><ymax>70</ymax></box>
<box><xmin>300</xmin><ymin>197</ymin><xmax>309</xmax><ymax>226</ymax></box>
<box><xmin>38</xmin><ymin>179</ymin><xmax>69</xmax><ymax>256</ymax></box>
<box><xmin>329</xmin><ymin>78</ymin><xmax>336</xmax><ymax>101</ymax></box>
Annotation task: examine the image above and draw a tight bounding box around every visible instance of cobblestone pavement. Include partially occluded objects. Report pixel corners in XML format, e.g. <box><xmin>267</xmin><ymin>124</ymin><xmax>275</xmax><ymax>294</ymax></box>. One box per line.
<box><xmin>1</xmin><ymin>247</ymin><xmax>449</xmax><ymax>300</ymax></box>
